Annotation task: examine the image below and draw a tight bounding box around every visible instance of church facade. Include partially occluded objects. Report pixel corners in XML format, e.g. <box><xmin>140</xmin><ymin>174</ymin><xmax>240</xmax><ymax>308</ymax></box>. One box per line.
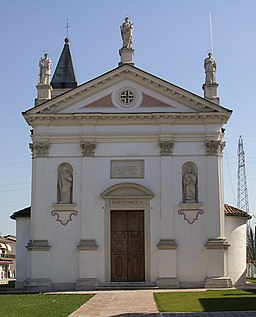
<box><xmin>11</xmin><ymin>19</ymin><xmax>250</xmax><ymax>291</ymax></box>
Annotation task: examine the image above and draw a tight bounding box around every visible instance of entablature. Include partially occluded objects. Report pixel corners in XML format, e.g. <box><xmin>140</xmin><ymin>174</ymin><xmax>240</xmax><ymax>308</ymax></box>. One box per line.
<box><xmin>24</xmin><ymin>111</ymin><xmax>231</xmax><ymax>127</ymax></box>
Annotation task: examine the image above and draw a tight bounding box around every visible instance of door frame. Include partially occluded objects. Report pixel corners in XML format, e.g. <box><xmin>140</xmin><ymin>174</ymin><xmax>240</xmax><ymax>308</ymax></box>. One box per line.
<box><xmin>101</xmin><ymin>182</ymin><xmax>154</xmax><ymax>283</ymax></box>
<box><xmin>111</xmin><ymin>210</ymin><xmax>145</xmax><ymax>282</ymax></box>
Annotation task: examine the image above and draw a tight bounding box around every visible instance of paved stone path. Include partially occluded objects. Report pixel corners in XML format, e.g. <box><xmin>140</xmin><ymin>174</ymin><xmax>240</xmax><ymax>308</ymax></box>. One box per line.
<box><xmin>68</xmin><ymin>289</ymin><xmax>256</xmax><ymax>317</ymax></box>
<box><xmin>69</xmin><ymin>290</ymin><xmax>159</xmax><ymax>316</ymax></box>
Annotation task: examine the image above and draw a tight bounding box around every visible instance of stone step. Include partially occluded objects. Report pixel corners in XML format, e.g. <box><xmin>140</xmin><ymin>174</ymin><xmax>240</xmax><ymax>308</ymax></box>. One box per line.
<box><xmin>97</xmin><ymin>282</ymin><xmax>158</xmax><ymax>290</ymax></box>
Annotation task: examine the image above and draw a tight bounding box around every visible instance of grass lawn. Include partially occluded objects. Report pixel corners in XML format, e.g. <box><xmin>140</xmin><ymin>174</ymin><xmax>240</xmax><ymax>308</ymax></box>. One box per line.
<box><xmin>247</xmin><ymin>278</ymin><xmax>256</xmax><ymax>284</ymax></box>
<box><xmin>0</xmin><ymin>293</ymin><xmax>94</xmax><ymax>317</ymax></box>
<box><xmin>154</xmin><ymin>289</ymin><xmax>256</xmax><ymax>312</ymax></box>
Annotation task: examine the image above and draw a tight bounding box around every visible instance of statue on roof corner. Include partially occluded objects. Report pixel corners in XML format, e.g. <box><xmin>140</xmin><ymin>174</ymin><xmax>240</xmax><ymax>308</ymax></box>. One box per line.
<box><xmin>204</xmin><ymin>52</ymin><xmax>217</xmax><ymax>84</ymax></box>
<box><xmin>120</xmin><ymin>17</ymin><xmax>133</xmax><ymax>49</ymax></box>
<box><xmin>39</xmin><ymin>53</ymin><xmax>51</xmax><ymax>85</ymax></box>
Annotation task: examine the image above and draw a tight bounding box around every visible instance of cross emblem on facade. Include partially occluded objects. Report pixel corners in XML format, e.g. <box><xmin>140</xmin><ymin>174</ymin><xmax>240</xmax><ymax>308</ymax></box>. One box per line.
<box><xmin>120</xmin><ymin>90</ymin><xmax>134</xmax><ymax>104</ymax></box>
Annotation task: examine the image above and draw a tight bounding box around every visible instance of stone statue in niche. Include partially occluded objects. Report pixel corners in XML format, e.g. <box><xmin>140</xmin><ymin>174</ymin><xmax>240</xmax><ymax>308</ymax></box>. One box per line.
<box><xmin>120</xmin><ymin>17</ymin><xmax>133</xmax><ymax>48</ymax></box>
<box><xmin>58</xmin><ymin>164</ymin><xmax>73</xmax><ymax>204</ymax></box>
<box><xmin>39</xmin><ymin>53</ymin><xmax>51</xmax><ymax>85</ymax></box>
<box><xmin>204</xmin><ymin>52</ymin><xmax>217</xmax><ymax>83</ymax></box>
<box><xmin>183</xmin><ymin>166</ymin><xmax>197</xmax><ymax>203</ymax></box>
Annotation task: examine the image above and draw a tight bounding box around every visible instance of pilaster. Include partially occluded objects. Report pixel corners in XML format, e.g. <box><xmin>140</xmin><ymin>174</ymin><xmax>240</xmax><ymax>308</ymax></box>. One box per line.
<box><xmin>76</xmin><ymin>240</ymin><xmax>99</xmax><ymax>290</ymax></box>
<box><xmin>25</xmin><ymin>240</ymin><xmax>51</xmax><ymax>291</ymax></box>
<box><xmin>204</xmin><ymin>238</ymin><xmax>232</xmax><ymax>288</ymax></box>
<box><xmin>204</xmin><ymin>140</ymin><xmax>225</xmax><ymax>238</ymax></box>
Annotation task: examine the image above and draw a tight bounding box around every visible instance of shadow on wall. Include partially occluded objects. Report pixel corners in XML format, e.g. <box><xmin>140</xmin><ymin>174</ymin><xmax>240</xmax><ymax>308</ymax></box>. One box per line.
<box><xmin>233</xmin><ymin>269</ymin><xmax>247</xmax><ymax>287</ymax></box>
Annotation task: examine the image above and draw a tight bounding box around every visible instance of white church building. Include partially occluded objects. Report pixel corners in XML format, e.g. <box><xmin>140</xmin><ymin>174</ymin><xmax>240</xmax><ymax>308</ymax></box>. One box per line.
<box><xmin>11</xmin><ymin>18</ymin><xmax>250</xmax><ymax>291</ymax></box>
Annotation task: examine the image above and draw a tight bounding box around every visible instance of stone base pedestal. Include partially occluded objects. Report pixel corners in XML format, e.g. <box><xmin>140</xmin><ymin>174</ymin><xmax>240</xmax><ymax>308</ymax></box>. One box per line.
<box><xmin>76</xmin><ymin>278</ymin><xmax>99</xmax><ymax>290</ymax></box>
<box><xmin>202</xmin><ymin>83</ymin><xmax>220</xmax><ymax>105</ymax></box>
<box><xmin>118</xmin><ymin>48</ymin><xmax>134</xmax><ymax>66</ymax></box>
<box><xmin>35</xmin><ymin>83</ymin><xmax>52</xmax><ymax>106</ymax></box>
<box><xmin>205</xmin><ymin>277</ymin><xmax>233</xmax><ymax>288</ymax></box>
<box><xmin>157</xmin><ymin>277</ymin><xmax>180</xmax><ymax>288</ymax></box>
<box><xmin>24</xmin><ymin>278</ymin><xmax>52</xmax><ymax>291</ymax></box>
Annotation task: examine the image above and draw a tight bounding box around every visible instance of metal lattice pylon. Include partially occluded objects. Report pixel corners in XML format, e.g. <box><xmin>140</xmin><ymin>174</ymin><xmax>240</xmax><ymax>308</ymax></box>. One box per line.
<box><xmin>237</xmin><ymin>136</ymin><xmax>254</xmax><ymax>267</ymax></box>
<box><xmin>237</xmin><ymin>136</ymin><xmax>249</xmax><ymax>212</ymax></box>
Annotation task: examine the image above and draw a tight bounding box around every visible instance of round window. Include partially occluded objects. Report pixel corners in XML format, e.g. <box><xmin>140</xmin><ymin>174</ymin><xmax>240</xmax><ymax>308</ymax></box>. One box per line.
<box><xmin>118</xmin><ymin>88</ymin><xmax>137</xmax><ymax>107</ymax></box>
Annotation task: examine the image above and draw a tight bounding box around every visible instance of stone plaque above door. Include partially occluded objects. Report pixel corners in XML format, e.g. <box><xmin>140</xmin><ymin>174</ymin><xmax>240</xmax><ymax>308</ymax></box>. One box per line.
<box><xmin>111</xmin><ymin>160</ymin><xmax>144</xmax><ymax>179</ymax></box>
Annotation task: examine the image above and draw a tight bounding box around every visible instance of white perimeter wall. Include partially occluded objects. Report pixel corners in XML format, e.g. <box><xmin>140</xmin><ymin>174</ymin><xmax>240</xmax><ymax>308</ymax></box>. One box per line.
<box><xmin>225</xmin><ymin>216</ymin><xmax>247</xmax><ymax>286</ymax></box>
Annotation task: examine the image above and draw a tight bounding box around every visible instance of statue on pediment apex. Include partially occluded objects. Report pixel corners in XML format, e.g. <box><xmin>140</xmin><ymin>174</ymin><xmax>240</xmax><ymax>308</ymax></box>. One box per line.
<box><xmin>120</xmin><ymin>17</ymin><xmax>133</xmax><ymax>49</ymax></box>
<box><xmin>39</xmin><ymin>53</ymin><xmax>51</xmax><ymax>85</ymax></box>
<box><xmin>204</xmin><ymin>52</ymin><xmax>217</xmax><ymax>84</ymax></box>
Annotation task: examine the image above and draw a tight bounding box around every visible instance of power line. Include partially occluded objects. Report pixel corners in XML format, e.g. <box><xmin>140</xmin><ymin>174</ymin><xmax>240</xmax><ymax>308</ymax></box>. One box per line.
<box><xmin>0</xmin><ymin>182</ymin><xmax>30</xmax><ymax>187</ymax></box>
<box><xmin>0</xmin><ymin>188</ymin><xmax>30</xmax><ymax>193</ymax></box>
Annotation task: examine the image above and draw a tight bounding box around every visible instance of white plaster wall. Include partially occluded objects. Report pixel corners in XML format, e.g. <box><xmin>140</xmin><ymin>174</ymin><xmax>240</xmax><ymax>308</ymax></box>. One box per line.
<box><xmin>29</xmin><ymin>117</ymin><xmax>226</xmax><ymax>286</ymax></box>
<box><xmin>225</xmin><ymin>216</ymin><xmax>247</xmax><ymax>286</ymax></box>
<box><xmin>158</xmin><ymin>250</ymin><xmax>177</xmax><ymax>277</ymax></box>
<box><xmin>15</xmin><ymin>218</ymin><xmax>30</xmax><ymax>288</ymax></box>
<box><xmin>175</xmin><ymin>212</ymin><xmax>207</xmax><ymax>285</ymax></box>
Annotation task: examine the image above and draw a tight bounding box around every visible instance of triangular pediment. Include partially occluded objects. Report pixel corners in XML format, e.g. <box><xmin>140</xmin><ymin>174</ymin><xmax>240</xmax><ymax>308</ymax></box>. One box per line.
<box><xmin>24</xmin><ymin>64</ymin><xmax>231</xmax><ymax>122</ymax></box>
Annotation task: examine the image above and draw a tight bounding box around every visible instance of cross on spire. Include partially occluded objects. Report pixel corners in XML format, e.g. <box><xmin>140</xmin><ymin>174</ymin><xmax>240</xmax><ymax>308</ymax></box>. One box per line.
<box><xmin>65</xmin><ymin>19</ymin><xmax>70</xmax><ymax>38</ymax></box>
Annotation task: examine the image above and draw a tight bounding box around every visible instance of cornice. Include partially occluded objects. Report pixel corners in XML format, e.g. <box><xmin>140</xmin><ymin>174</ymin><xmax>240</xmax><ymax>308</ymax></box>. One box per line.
<box><xmin>23</xmin><ymin>111</ymin><xmax>231</xmax><ymax>127</ymax></box>
<box><xmin>31</xmin><ymin>132</ymin><xmax>224</xmax><ymax>144</ymax></box>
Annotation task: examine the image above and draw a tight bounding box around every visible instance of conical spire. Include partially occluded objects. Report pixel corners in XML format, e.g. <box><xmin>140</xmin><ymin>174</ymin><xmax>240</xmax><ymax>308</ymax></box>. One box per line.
<box><xmin>51</xmin><ymin>37</ymin><xmax>77</xmax><ymax>90</ymax></box>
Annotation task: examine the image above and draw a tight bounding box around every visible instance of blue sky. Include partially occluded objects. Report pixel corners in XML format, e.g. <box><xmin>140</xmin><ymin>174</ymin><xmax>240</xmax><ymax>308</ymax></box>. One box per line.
<box><xmin>1</xmin><ymin>0</ymin><xmax>256</xmax><ymax>235</ymax></box>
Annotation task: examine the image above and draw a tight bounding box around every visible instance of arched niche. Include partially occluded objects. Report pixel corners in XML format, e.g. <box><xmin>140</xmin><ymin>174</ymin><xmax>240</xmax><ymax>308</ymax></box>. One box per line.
<box><xmin>57</xmin><ymin>162</ymin><xmax>73</xmax><ymax>204</ymax></box>
<box><xmin>182</xmin><ymin>162</ymin><xmax>198</xmax><ymax>203</ymax></box>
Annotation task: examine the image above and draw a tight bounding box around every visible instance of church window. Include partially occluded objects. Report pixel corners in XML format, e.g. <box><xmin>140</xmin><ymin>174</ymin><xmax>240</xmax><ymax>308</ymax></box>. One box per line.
<box><xmin>117</xmin><ymin>87</ymin><xmax>137</xmax><ymax>107</ymax></box>
<box><xmin>120</xmin><ymin>90</ymin><xmax>134</xmax><ymax>104</ymax></box>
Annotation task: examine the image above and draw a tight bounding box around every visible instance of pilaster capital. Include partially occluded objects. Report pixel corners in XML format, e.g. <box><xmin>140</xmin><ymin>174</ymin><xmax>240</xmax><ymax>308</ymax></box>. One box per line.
<box><xmin>204</xmin><ymin>140</ymin><xmax>225</xmax><ymax>156</ymax></box>
<box><xmin>80</xmin><ymin>141</ymin><xmax>97</xmax><ymax>157</ymax></box>
<box><xmin>158</xmin><ymin>140</ymin><xmax>174</xmax><ymax>156</ymax></box>
<box><xmin>29</xmin><ymin>141</ymin><xmax>50</xmax><ymax>158</ymax></box>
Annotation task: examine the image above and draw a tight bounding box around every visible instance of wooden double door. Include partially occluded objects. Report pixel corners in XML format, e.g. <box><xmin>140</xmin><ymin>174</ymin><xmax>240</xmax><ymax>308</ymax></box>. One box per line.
<box><xmin>111</xmin><ymin>210</ymin><xmax>145</xmax><ymax>282</ymax></box>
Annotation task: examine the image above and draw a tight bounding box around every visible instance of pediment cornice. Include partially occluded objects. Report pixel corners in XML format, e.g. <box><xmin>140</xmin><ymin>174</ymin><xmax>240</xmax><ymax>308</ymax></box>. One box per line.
<box><xmin>23</xmin><ymin>111</ymin><xmax>231</xmax><ymax>126</ymax></box>
<box><xmin>24</xmin><ymin>64</ymin><xmax>232</xmax><ymax>123</ymax></box>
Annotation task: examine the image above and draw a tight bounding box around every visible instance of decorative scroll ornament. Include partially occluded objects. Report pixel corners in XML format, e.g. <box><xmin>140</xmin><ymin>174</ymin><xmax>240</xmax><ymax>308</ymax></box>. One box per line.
<box><xmin>158</xmin><ymin>140</ymin><xmax>174</xmax><ymax>156</ymax></box>
<box><xmin>204</xmin><ymin>140</ymin><xmax>225</xmax><ymax>155</ymax></box>
<box><xmin>80</xmin><ymin>141</ymin><xmax>97</xmax><ymax>157</ymax></box>
<box><xmin>178</xmin><ymin>209</ymin><xmax>204</xmax><ymax>225</ymax></box>
<box><xmin>51</xmin><ymin>204</ymin><xmax>77</xmax><ymax>226</ymax></box>
<box><xmin>29</xmin><ymin>141</ymin><xmax>50</xmax><ymax>158</ymax></box>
